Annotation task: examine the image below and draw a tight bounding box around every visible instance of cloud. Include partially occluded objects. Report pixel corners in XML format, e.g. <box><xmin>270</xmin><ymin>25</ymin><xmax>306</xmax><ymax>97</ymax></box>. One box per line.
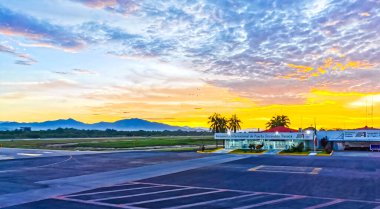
<box><xmin>0</xmin><ymin>6</ymin><xmax>85</xmax><ymax>51</ymax></box>
<box><xmin>349</xmin><ymin>94</ymin><xmax>380</xmax><ymax>107</ymax></box>
<box><xmin>72</xmin><ymin>68</ymin><xmax>97</xmax><ymax>75</ymax></box>
<box><xmin>72</xmin><ymin>0</ymin><xmax>139</xmax><ymax>15</ymax></box>
<box><xmin>1</xmin><ymin>0</ymin><xmax>380</xmax><ymax>117</ymax></box>
<box><xmin>53</xmin><ymin>68</ymin><xmax>98</xmax><ymax>76</ymax></box>
<box><xmin>0</xmin><ymin>79</ymin><xmax>81</xmax><ymax>93</ymax></box>
<box><xmin>0</xmin><ymin>43</ymin><xmax>37</xmax><ymax>65</ymax></box>
<box><xmin>61</xmin><ymin>0</ymin><xmax>379</xmax><ymax>106</ymax></box>
<box><xmin>283</xmin><ymin>58</ymin><xmax>375</xmax><ymax>80</ymax></box>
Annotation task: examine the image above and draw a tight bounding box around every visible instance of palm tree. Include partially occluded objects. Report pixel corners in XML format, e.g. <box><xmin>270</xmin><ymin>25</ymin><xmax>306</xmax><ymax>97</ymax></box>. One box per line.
<box><xmin>217</xmin><ymin>116</ymin><xmax>228</xmax><ymax>133</ymax></box>
<box><xmin>228</xmin><ymin>114</ymin><xmax>242</xmax><ymax>133</ymax></box>
<box><xmin>266</xmin><ymin>115</ymin><xmax>290</xmax><ymax>129</ymax></box>
<box><xmin>208</xmin><ymin>113</ymin><xmax>228</xmax><ymax>133</ymax></box>
<box><xmin>208</xmin><ymin>113</ymin><xmax>228</xmax><ymax>148</ymax></box>
<box><xmin>208</xmin><ymin>113</ymin><xmax>220</xmax><ymax>133</ymax></box>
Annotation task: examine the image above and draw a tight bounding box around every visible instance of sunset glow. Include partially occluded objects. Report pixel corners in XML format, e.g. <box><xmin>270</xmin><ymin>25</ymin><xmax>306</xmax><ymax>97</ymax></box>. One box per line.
<box><xmin>0</xmin><ymin>0</ymin><xmax>379</xmax><ymax>130</ymax></box>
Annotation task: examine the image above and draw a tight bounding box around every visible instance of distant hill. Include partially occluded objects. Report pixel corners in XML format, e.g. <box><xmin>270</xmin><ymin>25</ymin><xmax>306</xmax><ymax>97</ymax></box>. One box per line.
<box><xmin>0</xmin><ymin>118</ymin><xmax>204</xmax><ymax>131</ymax></box>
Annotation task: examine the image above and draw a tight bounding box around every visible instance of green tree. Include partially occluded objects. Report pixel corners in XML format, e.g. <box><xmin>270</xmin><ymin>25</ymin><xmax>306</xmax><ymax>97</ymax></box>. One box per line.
<box><xmin>217</xmin><ymin>116</ymin><xmax>228</xmax><ymax>133</ymax></box>
<box><xmin>266</xmin><ymin>115</ymin><xmax>290</xmax><ymax>129</ymax></box>
<box><xmin>228</xmin><ymin>114</ymin><xmax>242</xmax><ymax>133</ymax></box>
<box><xmin>208</xmin><ymin>113</ymin><xmax>228</xmax><ymax>133</ymax></box>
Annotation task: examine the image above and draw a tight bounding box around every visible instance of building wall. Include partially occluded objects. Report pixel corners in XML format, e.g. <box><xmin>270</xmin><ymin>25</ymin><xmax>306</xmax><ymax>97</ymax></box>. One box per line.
<box><xmin>317</xmin><ymin>130</ymin><xmax>380</xmax><ymax>150</ymax></box>
<box><xmin>225</xmin><ymin>139</ymin><xmax>310</xmax><ymax>150</ymax></box>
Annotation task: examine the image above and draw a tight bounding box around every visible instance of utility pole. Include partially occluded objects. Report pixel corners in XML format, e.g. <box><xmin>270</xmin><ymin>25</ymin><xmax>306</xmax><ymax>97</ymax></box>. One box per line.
<box><xmin>313</xmin><ymin>118</ymin><xmax>317</xmax><ymax>153</ymax></box>
<box><xmin>366</xmin><ymin>99</ymin><xmax>368</xmax><ymax>127</ymax></box>
<box><xmin>372</xmin><ymin>96</ymin><xmax>374</xmax><ymax>128</ymax></box>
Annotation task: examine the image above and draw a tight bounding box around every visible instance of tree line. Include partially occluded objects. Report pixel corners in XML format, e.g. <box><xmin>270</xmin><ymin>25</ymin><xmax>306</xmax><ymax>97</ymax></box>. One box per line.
<box><xmin>208</xmin><ymin>113</ymin><xmax>292</xmax><ymax>133</ymax></box>
<box><xmin>208</xmin><ymin>113</ymin><xmax>242</xmax><ymax>133</ymax></box>
<box><xmin>0</xmin><ymin>128</ymin><xmax>212</xmax><ymax>139</ymax></box>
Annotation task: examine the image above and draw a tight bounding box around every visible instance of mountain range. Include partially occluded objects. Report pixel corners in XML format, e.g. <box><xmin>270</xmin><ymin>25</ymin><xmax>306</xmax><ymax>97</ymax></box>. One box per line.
<box><xmin>0</xmin><ymin>118</ymin><xmax>204</xmax><ymax>131</ymax></box>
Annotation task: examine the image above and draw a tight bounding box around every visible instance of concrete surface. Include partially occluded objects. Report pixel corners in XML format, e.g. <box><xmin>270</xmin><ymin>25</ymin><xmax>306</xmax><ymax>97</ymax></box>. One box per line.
<box><xmin>0</xmin><ymin>151</ymin><xmax>379</xmax><ymax>209</ymax></box>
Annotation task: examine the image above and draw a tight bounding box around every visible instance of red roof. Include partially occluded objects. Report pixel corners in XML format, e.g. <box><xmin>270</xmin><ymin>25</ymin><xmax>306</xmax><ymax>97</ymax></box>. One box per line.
<box><xmin>263</xmin><ymin>126</ymin><xmax>298</xmax><ymax>133</ymax></box>
<box><xmin>353</xmin><ymin>126</ymin><xmax>380</xmax><ymax>130</ymax></box>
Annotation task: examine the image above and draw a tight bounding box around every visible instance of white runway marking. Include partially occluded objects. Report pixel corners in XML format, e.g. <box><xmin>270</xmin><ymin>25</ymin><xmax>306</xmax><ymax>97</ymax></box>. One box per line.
<box><xmin>17</xmin><ymin>153</ymin><xmax>42</xmax><ymax>157</ymax></box>
<box><xmin>94</xmin><ymin>188</ymin><xmax>192</xmax><ymax>202</ymax></box>
<box><xmin>248</xmin><ymin>165</ymin><xmax>322</xmax><ymax>175</ymax></box>
<box><xmin>57</xmin><ymin>181</ymin><xmax>380</xmax><ymax>209</ymax></box>
<box><xmin>124</xmin><ymin>190</ymin><xmax>222</xmax><ymax>206</ymax></box>
<box><xmin>233</xmin><ymin>195</ymin><xmax>305</xmax><ymax>209</ymax></box>
<box><xmin>66</xmin><ymin>185</ymin><xmax>165</xmax><ymax>198</ymax></box>
<box><xmin>304</xmin><ymin>199</ymin><xmax>345</xmax><ymax>209</ymax></box>
<box><xmin>0</xmin><ymin>155</ymin><xmax>73</xmax><ymax>173</ymax></box>
<box><xmin>0</xmin><ymin>155</ymin><xmax>14</xmax><ymax>160</ymax></box>
<box><xmin>163</xmin><ymin>193</ymin><xmax>259</xmax><ymax>209</ymax></box>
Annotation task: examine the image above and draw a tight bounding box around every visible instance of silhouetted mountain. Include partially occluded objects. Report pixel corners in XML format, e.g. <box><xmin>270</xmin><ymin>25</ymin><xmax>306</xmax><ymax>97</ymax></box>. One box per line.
<box><xmin>0</xmin><ymin>118</ymin><xmax>203</xmax><ymax>131</ymax></box>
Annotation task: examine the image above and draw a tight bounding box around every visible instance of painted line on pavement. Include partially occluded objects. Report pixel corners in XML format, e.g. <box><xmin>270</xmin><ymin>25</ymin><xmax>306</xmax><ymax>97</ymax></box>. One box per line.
<box><xmin>305</xmin><ymin>199</ymin><xmax>345</xmax><ymax>209</ymax></box>
<box><xmin>163</xmin><ymin>193</ymin><xmax>260</xmax><ymax>209</ymax></box>
<box><xmin>124</xmin><ymin>190</ymin><xmax>222</xmax><ymax>206</ymax></box>
<box><xmin>134</xmin><ymin>181</ymin><xmax>253</xmax><ymax>194</ymax></box>
<box><xmin>94</xmin><ymin>187</ymin><xmax>192</xmax><ymax>202</ymax></box>
<box><xmin>0</xmin><ymin>154</ymin><xmax>249</xmax><ymax>208</ymax></box>
<box><xmin>65</xmin><ymin>185</ymin><xmax>165</xmax><ymax>198</ymax></box>
<box><xmin>234</xmin><ymin>195</ymin><xmax>305</xmax><ymax>209</ymax></box>
<box><xmin>0</xmin><ymin>155</ymin><xmax>73</xmax><ymax>173</ymax></box>
<box><xmin>56</xmin><ymin>196</ymin><xmax>142</xmax><ymax>209</ymax></box>
<box><xmin>248</xmin><ymin>165</ymin><xmax>322</xmax><ymax>175</ymax></box>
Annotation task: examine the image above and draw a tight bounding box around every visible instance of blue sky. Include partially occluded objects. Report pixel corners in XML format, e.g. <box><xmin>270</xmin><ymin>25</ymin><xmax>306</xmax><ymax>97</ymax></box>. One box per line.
<box><xmin>0</xmin><ymin>0</ymin><xmax>379</xmax><ymax>128</ymax></box>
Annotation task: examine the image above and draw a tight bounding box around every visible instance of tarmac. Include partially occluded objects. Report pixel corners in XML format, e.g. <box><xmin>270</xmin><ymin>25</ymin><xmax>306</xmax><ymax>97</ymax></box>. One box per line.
<box><xmin>0</xmin><ymin>149</ymin><xmax>379</xmax><ymax>209</ymax></box>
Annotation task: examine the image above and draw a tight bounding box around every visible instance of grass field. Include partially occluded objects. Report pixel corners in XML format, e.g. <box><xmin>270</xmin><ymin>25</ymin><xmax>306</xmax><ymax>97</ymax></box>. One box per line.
<box><xmin>278</xmin><ymin>150</ymin><xmax>311</xmax><ymax>155</ymax></box>
<box><xmin>228</xmin><ymin>149</ymin><xmax>267</xmax><ymax>154</ymax></box>
<box><xmin>0</xmin><ymin>136</ymin><xmax>216</xmax><ymax>150</ymax></box>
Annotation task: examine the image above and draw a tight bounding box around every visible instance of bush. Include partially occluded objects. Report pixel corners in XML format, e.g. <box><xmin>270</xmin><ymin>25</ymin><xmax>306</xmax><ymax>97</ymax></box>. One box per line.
<box><xmin>321</xmin><ymin>137</ymin><xmax>328</xmax><ymax>148</ymax></box>
<box><xmin>284</xmin><ymin>142</ymin><xmax>305</xmax><ymax>152</ymax></box>
<box><xmin>256</xmin><ymin>143</ymin><xmax>264</xmax><ymax>150</ymax></box>
<box><xmin>248</xmin><ymin>144</ymin><xmax>255</xmax><ymax>152</ymax></box>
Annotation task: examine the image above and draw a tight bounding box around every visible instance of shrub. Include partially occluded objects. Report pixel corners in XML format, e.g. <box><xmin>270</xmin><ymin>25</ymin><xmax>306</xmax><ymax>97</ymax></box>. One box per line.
<box><xmin>248</xmin><ymin>144</ymin><xmax>255</xmax><ymax>152</ymax></box>
<box><xmin>284</xmin><ymin>142</ymin><xmax>305</xmax><ymax>152</ymax></box>
<box><xmin>321</xmin><ymin>137</ymin><xmax>328</xmax><ymax>148</ymax></box>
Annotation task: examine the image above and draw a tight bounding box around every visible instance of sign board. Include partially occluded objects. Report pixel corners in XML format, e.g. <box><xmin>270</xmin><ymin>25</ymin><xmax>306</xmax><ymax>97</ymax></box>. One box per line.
<box><xmin>214</xmin><ymin>132</ymin><xmax>313</xmax><ymax>140</ymax></box>
<box><xmin>343</xmin><ymin>130</ymin><xmax>380</xmax><ymax>141</ymax></box>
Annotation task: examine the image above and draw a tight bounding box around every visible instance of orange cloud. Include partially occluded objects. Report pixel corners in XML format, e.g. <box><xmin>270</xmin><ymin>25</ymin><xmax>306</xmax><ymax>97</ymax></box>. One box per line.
<box><xmin>359</xmin><ymin>12</ymin><xmax>370</xmax><ymax>17</ymax></box>
<box><xmin>283</xmin><ymin>58</ymin><xmax>375</xmax><ymax>80</ymax></box>
<box><xmin>287</xmin><ymin>63</ymin><xmax>314</xmax><ymax>72</ymax></box>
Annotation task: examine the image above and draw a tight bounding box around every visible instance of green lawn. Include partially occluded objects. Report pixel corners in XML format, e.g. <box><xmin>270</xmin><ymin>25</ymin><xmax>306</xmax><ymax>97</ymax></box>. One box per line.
<box><xmin>278</xmin><ymin>150</ymin><xmax>311</xmax><ymax>155</ymax></box>
<box><xmin>316</xmin><ymin>150</ymin><xmax>333</xmax><ymax>156</ymax></box>
<box><xmin>197</xmin><ymin>148</ymin><xmax>223</xmax><ymax>153</ymax></box>
<box><xmin>0</xmin><ymin>136</ymin><xmax>216</xmax><ymax>150</ymax></box>
<box><xmin>229</xmin><ymin>149</ymin><xmax>267</xmax><ymax>154</ymax></box>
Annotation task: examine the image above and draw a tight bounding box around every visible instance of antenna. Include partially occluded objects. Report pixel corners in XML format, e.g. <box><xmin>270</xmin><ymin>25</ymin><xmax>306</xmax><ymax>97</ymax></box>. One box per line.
<box><xmin>366</xmin><ymin>99</ymin><xmax>368</xmax><ymax>126</ymax></box>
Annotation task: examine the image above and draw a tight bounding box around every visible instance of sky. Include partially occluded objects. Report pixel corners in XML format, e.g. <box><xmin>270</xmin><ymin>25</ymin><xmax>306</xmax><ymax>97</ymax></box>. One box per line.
<box><xmin>0</xmin><ymin>0</ymin><xmax>379</xmax><ymax>129</ymax></box>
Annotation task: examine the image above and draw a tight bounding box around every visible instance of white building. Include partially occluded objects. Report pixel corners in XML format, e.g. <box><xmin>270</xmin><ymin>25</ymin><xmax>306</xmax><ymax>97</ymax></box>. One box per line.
<box><xmin>317</xmin><ymin>126</ymin><xmax>380</xmax><ymax>151</ymax></box>
<box><xmin>215</xmin><ymin>126</ymin><xmax>315</xmax><ymax>150</ymax></box>
<box><xmin>215</xmin><ymin>126</ymin><xmax>380</xmax><ymax>151</ymax></box>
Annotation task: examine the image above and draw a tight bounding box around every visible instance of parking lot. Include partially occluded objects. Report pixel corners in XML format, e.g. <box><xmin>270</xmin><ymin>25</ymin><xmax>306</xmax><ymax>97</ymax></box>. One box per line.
<box><xmin>0</xmin><ymin>150</ymin><xmax>379</xmax><ymax>209</ymax></box>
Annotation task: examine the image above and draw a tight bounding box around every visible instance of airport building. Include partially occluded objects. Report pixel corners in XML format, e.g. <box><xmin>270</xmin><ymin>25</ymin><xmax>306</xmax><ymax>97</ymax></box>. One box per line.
<box><xmin>215</xmin><ymin>126</ymin><xmax>315</xmax><ymax>150</ymax></box>
<box><xmin>215</xmin><ymin>126</ymin><xmax>380</xmax><ymax>151</ymax></box>
<box><xmin>317</xmin><ymin>126</ymin><xmax>380</xmax><ymax>151</ymax></box>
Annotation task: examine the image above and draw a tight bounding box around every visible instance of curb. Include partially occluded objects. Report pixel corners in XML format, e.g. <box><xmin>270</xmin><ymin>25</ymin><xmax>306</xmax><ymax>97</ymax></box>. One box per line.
<box><xmin>316</xmin><ymin>151</ymin><xmax>334</xmax><ymax>156</ymax></box>
<box><xmin>278</xmin><ymin>152</ymin><xmax>310</xmax><ymax>156</ymax></box>
<box><xmin>197</xmin><ymin>148</ymin><xmax>224</xmax><ymax>154</ymax></box>
<box><xmin>228</xmin><ymin>150</ymin><xmax>268</xmax><ymax>155</ymax></box>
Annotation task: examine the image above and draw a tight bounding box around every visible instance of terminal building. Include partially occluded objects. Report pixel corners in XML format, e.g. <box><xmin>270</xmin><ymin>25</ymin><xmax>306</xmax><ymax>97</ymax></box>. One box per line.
<box><xmin>215</xmin><ymin>126</ymin><xmax>315</xmax><ymax>150</ymax></box>
<box><xmin>317</xmin><ymin>126</ymin><xmax>380</xmax><ymax>151</ymax></box>
<box><xmin>215</xmin><ymin>126</ymin><xmax>380</xmax><ymax>151</ymax></box>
